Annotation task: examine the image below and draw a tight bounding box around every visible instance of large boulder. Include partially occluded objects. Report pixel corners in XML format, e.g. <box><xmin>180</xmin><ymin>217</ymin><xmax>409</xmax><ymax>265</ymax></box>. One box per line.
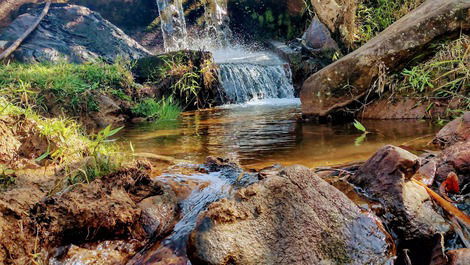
<box><xmin>0</xmin><ymin>4</ymin><xmax>150</xmax><ymax>63</ymax></box>
<box><xmin>300</xmin><ymin>0</ymin><xmax>470</xmax><ymax>118</ymax></box>
<box><xmin>189</xmin><ymin>165</ymin><xmax>395</xmax><ymax>265</ymax></box>
<box><xmin>349</xmin><ymin>145</ymin><xmax>450</xmax><ymax>241</ymax></box>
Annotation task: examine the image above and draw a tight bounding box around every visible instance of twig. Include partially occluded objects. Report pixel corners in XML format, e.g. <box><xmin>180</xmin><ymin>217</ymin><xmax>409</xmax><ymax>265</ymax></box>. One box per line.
<box><xmin>0</xmin><ymin>1</ymin><xmax>51</xmax><ymax>61</ymax></box>
<box><xmin>413</xmin><ymin>179</ymin><xmax>470</xmax><ymax>227</ymax></box>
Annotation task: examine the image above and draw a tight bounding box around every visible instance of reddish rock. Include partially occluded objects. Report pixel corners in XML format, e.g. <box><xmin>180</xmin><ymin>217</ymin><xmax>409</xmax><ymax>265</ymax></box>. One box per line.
<box><xmin>436</xmin><ymin>141</ymin><xmax>470</xmax><ymax>185</ymax></box>
<box><xmin>349</xmin><ymin>145</ymin><xmax>450</xmax><ymax>240</ymax></box>
<box><xmin>303</xmin><ymin>17</ymin><xmax>338</xmax><ymax>51</ymax></box>
<box><xmin>301</xmin><ymin>0</ymin><xmax>470</xmax><ymax>118</ymax></box>
<box><xmin>447</xmin><ymin>249</ymin><xmax>470</xmax><ymax>265</ymax></box>
<box><xmin>434</xmin><ymin>112</ymin><xmax>470</xmax><ymax>149</ymax></box>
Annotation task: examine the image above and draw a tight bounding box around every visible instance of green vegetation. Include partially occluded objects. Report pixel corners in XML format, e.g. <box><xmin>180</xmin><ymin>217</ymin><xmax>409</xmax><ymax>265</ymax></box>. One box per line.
<box><xmin>353</xmin><ymin>120</ymin><xmax>370</xmax><ymax>146</ymax></box>
<box><xmin>0</xmin><ymin>61</ymin><xmax>181</xmax><ymax>121</ymax></box>
<box><xmin>0</xmin><ymin>61</ymin><xmax>134</xmax><ymax>115</ymax></box>
<box><xmin>0</xmin><ymin>97</ymin><xmax>124</xmax><ymax>188</ymax></box>
<box><xmin>0</xmin><ymin>165</ymin><xmax>15</xmax><ymax>190</ymax></box>
<box><xmin>355</xmin><ymin>0</ymin><xmax>424</xmax><ymax>47</ymax></box>
<box><xmin>386</xmin><ymin>35</ymin><xmax>470</xmax><ymax>118</ymax></box>
<box><xmin>131</xmin><ymin>97</ymin><xmax>181</xmax><ymax>121</ymax></box>
<box><xmin>137</xmin><ymin>51</ymin><xmax>219</xmax><ymax>109</ymax></box>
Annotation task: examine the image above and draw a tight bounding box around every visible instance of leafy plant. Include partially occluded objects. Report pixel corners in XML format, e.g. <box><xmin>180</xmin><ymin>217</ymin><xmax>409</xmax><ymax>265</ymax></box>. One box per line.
<box><xmin>353</xmin><ymin>119</ymin><xmax>368</xmax><ymax>133</ymax></box>
<box><xmin>0</xmin><ymin>61</ymin><xmax>135</xmax><ymax>116</ymax></box>
<box><xmin>393</xmin><ymin>35</ymin><xmax>470</xmax><ymax>113</ymax></box>
<box><xmin>353</xmin><ymin>119</ymin><xmax>370</xmax><ymax>146</ymax></box>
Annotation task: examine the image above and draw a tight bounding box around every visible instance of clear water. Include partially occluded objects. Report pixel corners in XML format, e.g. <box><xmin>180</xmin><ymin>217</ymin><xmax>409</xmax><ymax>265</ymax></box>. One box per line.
<box><xmin>118</xmin><ymin>99</ymin><xmax>440</xmax><ymax>170</ymax></box>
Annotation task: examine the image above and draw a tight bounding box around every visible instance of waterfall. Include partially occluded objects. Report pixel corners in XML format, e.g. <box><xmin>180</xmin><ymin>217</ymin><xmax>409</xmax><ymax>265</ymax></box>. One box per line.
<box><xmin>156</xmin><ymin>0</ymin><xmax>231</xmax><ymax>51</ymax></box>
<box><xmin>156</xmin><ymin>0</ymin><xmax>296</xmax><ymax>104</ymax></box>
<box><xmin>218</xmin><ymin>63</ymin><xmax>295</xmax><ymax>104</ymax></box>
<box><xmin>200</xmin><ymin>0</ymin><xmax>232</xmax><ymax>48</ymax></box>
<box><xmin>156</xmin><ymin>0</ymin><xmax>188</xmax><ymax>52</ymax></box>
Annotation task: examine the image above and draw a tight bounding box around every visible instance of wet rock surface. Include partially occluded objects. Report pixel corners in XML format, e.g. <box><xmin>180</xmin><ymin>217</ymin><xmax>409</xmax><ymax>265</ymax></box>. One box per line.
<box><xmin>434</xmin><ymin>112</ymin><xmax>470</xmax><ymax>149</ymax></box>
<box><xmin>0</xmin><ymin>4</ymin><xmax>150</xmax><ymax>63</ymax></box>
<box><xmin>189</xmin><ymin>165</ymin><xmax>394</xmax><ymax>265</ymax></box>
<box><xmin>300</xmin><ymin>0</ymin><xmax>470</xmax><ymax>118</ymax></box>
<box><xmin>349</xmin><ymin>145</ymin><xmax>450</xmax><ymax>241</ymax></box>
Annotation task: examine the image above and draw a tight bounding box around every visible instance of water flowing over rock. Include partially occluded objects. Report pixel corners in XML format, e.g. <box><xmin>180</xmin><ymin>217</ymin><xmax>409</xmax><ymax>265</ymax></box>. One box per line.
<box><xmin>188</xmin><ymin>165</ymin><xmax>395</xmax><ymax>265</ymax></box>
<box><xmin>349</xmin><ymin>145</ymin><xmax>450</xmax><ymax>241</ymax></box>
<box><xmin>300</xmin><ymin>0</ymin><xmax>470</xmax><ymax>118</ymax></box>
<box><xmin>219</xmin><ymin>63</ymin><xmax>295</xmax><ymax>104</ymax></box>
<box><xmin>157</xmin><ymin>0</ymin><xmax>231</xmax><ymax>51</ymax></box>
<box><xmin>156</xmin><ymin>0</ymin><xmax>188</xmax><ymax>52</ymax></box>
<box><xmin>0</xmin><ymin>4</ymin><xmax>150</xmax><ymax>63</ymax></box>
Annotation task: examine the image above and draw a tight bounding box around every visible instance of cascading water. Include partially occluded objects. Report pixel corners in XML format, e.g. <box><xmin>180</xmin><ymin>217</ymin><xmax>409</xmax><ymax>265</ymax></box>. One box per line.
<box><xmin>200</xmin><ymin>0</ymin><xmax>232</xmax><ymax>48</ymax></box>
<box><xmin>156</xmin><ymin>0</ymin><xmax>296</xmax><ymax>104</ymax></box>
<box><xmin>126</xmin><ymin>165</ymin><xmax>256</xmax><ymax>264</ymax></box>
<box><xmin>219</xmin><ymin>63</ymin><xmax>295</xmax><ymax>104</ymax></box>
<box><xmin>156</xmin><ymin>0</ymin><xmax>188</xmax><ymax>52</ymax></box>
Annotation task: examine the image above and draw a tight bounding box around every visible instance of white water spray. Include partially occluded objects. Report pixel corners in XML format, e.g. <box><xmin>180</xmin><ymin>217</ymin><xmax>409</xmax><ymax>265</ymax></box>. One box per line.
<box><xmin>156</xmin><ymin>0</ymin><xmax>188</xmax><ymax>52</ymax></box>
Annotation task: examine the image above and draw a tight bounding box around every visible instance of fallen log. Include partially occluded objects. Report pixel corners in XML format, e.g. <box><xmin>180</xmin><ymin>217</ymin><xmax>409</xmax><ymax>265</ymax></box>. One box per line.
<box><xmin>0</xmin><ymin>1</ymin><xmax>50</xmax><ymax>61</ymax></box>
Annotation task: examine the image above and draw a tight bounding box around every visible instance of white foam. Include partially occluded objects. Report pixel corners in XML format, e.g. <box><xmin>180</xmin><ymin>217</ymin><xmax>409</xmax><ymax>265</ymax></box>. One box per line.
<box><xmin>219</xmin><ymin>98</ymin><xmax>301</xmax><ymax>109</ymax></box>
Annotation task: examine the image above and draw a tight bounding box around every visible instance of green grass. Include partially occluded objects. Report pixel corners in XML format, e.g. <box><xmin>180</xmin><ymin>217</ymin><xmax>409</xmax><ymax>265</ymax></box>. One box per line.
<box><xmin>0</xmin><ymin>61</ymin><xmax>135</xmax><ymax>116</ymax></box>
<box><xmin>0</xmin><ymin>97</ymin><xmax>125</xmax><ymax>188</ymax></box>
<box><xmin>131</xmin><ymin>97</ymin><xmax>181</xmax><ymax>121</ymax></box>
<box><xmin>355</xmin><ymin>0</ymin><xmax>424</xmax><ymax>47</ymax></box>
<box><xmin>389</xmin><ymin>35</ymin><xmax>470</xmax><ymax>118</ymax></box>
<box><xmin>0</xmin><ymin>61</ymin><xmax>181</xmax><ymax>121</ymax></box>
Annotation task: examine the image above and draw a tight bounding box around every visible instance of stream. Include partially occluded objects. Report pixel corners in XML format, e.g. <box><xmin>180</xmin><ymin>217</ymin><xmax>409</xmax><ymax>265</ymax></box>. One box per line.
<box><xmin>119</xmin><ymin>99</ymin><xmax>440</xmax><ymax>170</ymax></box>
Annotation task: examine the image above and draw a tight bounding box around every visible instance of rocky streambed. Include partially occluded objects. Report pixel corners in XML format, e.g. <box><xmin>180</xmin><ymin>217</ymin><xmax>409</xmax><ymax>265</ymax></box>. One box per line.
<box><xmin>1</xmin><ymin>112</ymin><xmax>469</xmax><ymax>265</ymax></box>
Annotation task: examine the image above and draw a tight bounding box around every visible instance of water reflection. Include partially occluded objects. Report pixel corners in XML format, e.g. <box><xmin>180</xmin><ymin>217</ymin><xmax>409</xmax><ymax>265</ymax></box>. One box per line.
<box><xmin>119</xmin><ymin>101</ymin><xmax>440</xmax><ymax>169</ymax></box>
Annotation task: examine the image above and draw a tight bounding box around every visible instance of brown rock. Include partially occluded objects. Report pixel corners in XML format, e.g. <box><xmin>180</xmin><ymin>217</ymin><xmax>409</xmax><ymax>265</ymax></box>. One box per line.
<box><xmin>189</xmin><ymin>165</ymin><xmax>395</xmax><ymax>265</ymax></box>
<box><xmin>29</xmin><ymin>162</ymin><xmax>171</xmax><ymax>247</ymax></box>
<box><xmin>309</xmin><ymin>0</ymin><xmax>357</xmax><ymax>47</ymax></box>
<box><xmin>436</xmin><ymin>141</ymin><xmax>470</xmax><ymax>185</ymax></box>
<box><xmin>360</xmin><ymin>98</ymin><xmax>448</xmax><ymax>120</ymax></box>
<box><xmin>303</xmin><ymin>17</ymin><xmax>338</xmax><ymax>51</ymax></box>
<box><xmin>349</xmin><ymin>145</ymin><xmax>450</xmax><ymax>240</ymax></box>
<box><xmin>138</xmin><ymin>187</ymin><xmax>179</xmax><ymax>239</ymax></box>
<box><xmin>301</xmin><ymin>0</ymin><xmax>470</xmax><ymax>118</ymax></box>
<box><xmin>447</xmin><ymin>249</ymin><xmax>470</xmax><ymax>265</ymax></box>
<box><xmin>434</xmin><ymin>112</ymin><xmax>470</xmax><ymax>149</ymax></box>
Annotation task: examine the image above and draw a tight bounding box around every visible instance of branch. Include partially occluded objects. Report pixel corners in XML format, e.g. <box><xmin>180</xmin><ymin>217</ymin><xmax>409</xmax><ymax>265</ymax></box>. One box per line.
<box><xmin>0</xmin><ymin>1</ymin><xmax>51</xmax><ymax>61</ymax></box>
